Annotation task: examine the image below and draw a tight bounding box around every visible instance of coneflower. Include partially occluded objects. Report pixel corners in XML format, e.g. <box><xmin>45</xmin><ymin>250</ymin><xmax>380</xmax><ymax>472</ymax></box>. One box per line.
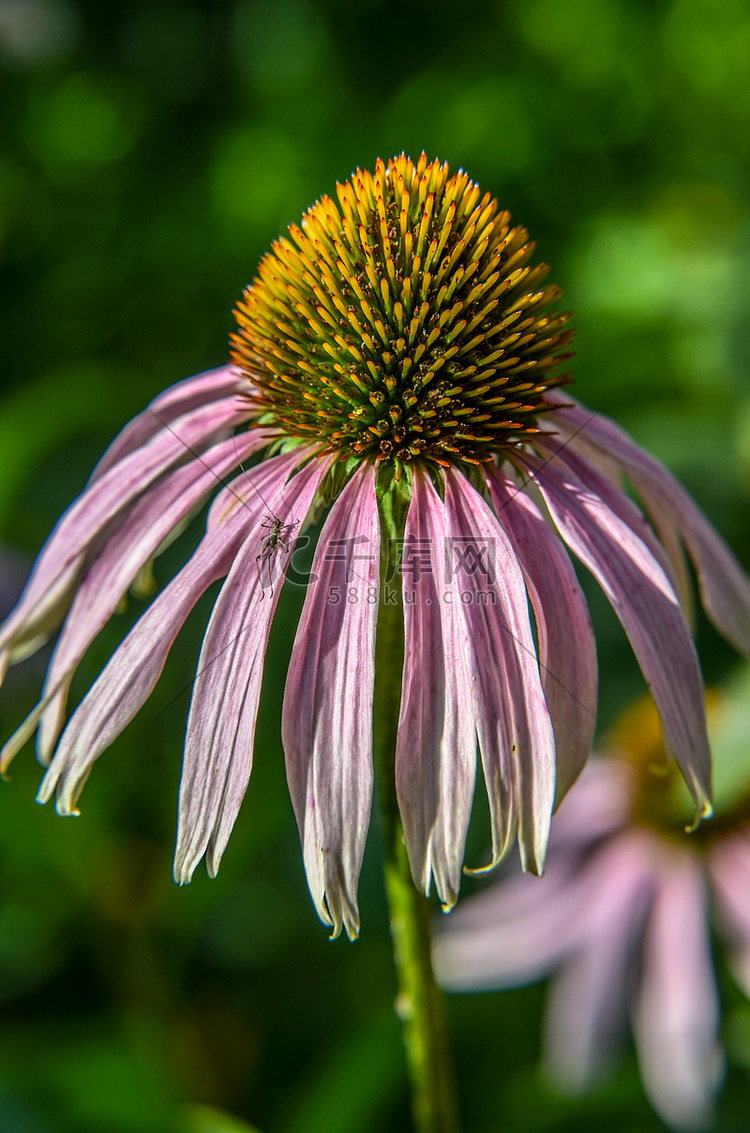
<box><xmin>2</xmin><ymin>154</ymin><xmax>749</xmax><ymax>1133</ymax></box>
<box><xmin>434</xmin><ymin>690</ymin><xmax>750</xmax><ymax>1130</ymax></box>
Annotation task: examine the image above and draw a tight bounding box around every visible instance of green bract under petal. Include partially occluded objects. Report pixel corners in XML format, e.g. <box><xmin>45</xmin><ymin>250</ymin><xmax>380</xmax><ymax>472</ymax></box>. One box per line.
<box><xmin>231</xmin><ymin>153</ymin><xmax>574</xmax><ymax>470</ymax></box>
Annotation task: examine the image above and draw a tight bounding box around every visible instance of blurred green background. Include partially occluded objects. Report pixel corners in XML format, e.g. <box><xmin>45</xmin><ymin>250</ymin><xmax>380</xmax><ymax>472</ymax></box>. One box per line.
<box><xmin>1</xmin><ymin>0</ymin><xmax>750</xmax><ymax>1130</ymax></box>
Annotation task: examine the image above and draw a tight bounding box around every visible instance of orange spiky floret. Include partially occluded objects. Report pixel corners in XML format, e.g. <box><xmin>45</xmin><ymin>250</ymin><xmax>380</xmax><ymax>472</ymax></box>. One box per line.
<box><xmin>231</xmin><ymin>154</ymin><xmax>574</xmax><ymax>469</ymax></box>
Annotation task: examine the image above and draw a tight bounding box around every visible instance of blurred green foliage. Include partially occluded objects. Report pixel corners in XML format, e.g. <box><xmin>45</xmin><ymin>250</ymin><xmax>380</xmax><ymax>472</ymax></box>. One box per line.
<box><xmin>1</xmin><ymin>0</ymin><xmax>750</xmax><ymax>1129</ymax></box>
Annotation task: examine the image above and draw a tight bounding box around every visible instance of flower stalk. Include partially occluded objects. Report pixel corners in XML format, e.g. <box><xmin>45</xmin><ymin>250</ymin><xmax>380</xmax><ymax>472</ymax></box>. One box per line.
<box><xmin>375</xmin><ymin>491</ymin><xmax>461</xmax><ymax>1133</ymax></box>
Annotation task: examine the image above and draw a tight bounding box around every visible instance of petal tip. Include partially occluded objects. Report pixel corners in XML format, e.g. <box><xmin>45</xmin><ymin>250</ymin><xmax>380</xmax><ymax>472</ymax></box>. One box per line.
<box><xmin>686</xmin><ymin>798</ymin><xmax>714</xmax><ymax>834</ymax></box>
<box><xmin>462</xmin><ymin>853</ymin><xmax>502</xmax><ymax>878</ymax></box>
<box><xmin>173</xmin><ymin>861</ymin><xmax>193</xmax><ymax>886</ymax></box>
<box><xmin>56</xmin><ymin>800</ymin><xmax>80</xmax><ymax>817</ymax></box>
<box><xmin>342</xmin><ymin>916</ymin><xmax>360</xmax><ymax>942</ymax></box>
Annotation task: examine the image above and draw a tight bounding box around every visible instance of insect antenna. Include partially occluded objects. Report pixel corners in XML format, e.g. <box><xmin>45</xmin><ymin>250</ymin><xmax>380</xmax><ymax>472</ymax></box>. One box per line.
<box><xmin>151</xmin><ymin>411</ymin><xmax>258</xmax><ymax>518</ymax></box>
<box><xmin>232</xmin><ymin>433</ymin><xmax>282</xmax><ymax>519</ymax></box>
<box><xmin>228</xmin><ymin>436</ymin><xmax>302</xmax><ymax>600</ymax></box>
<box><xmin>141</xmin><ymin>417</ymin><xmax>295</xmax><ymax>724</ymax></box>
<box><xmin>150</xmin><ymin>413</ymin><xmax>298</xmax><ymax>599</ymax></box>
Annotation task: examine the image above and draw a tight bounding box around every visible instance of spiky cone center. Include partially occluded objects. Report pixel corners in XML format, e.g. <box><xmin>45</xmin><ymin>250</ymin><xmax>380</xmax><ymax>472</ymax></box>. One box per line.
<box><xmin>231</xmin><ymin>154</ymin><xmax>575</xmax><ymax>471</ymax></box>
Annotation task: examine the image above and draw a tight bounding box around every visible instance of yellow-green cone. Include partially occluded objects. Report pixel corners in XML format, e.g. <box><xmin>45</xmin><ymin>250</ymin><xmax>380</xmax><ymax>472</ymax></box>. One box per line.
<box><xmin>231</xmin><ymin>153</ymin><xmax>574</xmax><ymax>475</ymax></box>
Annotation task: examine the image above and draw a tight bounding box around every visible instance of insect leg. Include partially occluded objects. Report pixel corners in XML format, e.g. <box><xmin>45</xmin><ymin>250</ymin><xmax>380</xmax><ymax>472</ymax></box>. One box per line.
<box><xmin>256</xmin><ymin>550</ymin><xmax>266</xmax><ymax>597</ymax></box>
<box><xmin>265</xmin><ymin>549</ymin><xmax>275</xmax><ymax>598</ymax></box>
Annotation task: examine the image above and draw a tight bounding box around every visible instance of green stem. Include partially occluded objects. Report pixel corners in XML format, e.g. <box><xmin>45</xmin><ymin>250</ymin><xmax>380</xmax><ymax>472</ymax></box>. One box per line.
<box><xmin>374</xmin><ymin>502</ymin><xmax>461</xmax><ymax>1133</ymax></box>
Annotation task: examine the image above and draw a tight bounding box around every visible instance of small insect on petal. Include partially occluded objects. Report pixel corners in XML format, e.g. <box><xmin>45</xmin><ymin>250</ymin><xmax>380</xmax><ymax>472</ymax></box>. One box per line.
<box><xmin>255</xmin><ymin>512</ymin><xmax>300</xmax><ymax>598</ymax></box>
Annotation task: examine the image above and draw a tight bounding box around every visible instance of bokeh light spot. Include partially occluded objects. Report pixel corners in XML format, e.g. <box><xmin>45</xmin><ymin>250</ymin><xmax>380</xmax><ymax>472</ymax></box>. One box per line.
<box><xmin>0</xmin><ymin>0</ymin><xmax>78</xmax><ymax>65</ymax></box>
<box><xmin>26</xmin><ymin>72</ymin><xmax>139</xmax><ymax>171</ymax></box>
<box><xmin>211</xmin><ymin>125</ymin><xmax>313</xmax><ymax>239</ymax></box>
<box><xmin>515</xmin><ymin>0</ymin><xmax>627</xmax><ymax>84</ymax></box>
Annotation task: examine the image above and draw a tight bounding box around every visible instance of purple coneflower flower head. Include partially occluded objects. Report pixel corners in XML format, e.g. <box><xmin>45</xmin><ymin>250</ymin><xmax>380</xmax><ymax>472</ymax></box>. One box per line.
<box><xmin>434</xmin><ymin>693</ymin><xmax>750</xmax><ymax>1129</ymax></box>
<box><xmin>1</xmin><ymin>154</ymin><xmax>748</xmax><ymax>940</ymax></box>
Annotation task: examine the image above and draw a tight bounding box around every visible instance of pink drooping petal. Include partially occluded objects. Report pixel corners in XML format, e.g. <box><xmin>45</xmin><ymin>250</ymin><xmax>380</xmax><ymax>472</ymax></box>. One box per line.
<box><xmin>90</xmin><ymin>365</ymin><xmax>247</xmax><ymax>480</ymax></box>
<box><xmin>396</xmin><ymin>471</ymin><xmax>477</xmax><ymax>909</ymax></box>
<box><xmin>524</xmin><ymin>452</ymin><xmax>712</xmax><ymax>822</ymax></box>
<box><xmin>545</xmin><ymin>757</ymin><xmax>633</xmax><ymax>851</ymax></box>
<box><xmin>485</xmin><ymin>466</ymin><xmax>598</xmax><ymax>805</ymax></box>
<box><xmin>33</xmin><ymin>451</ymin><xmax>304</xmax><ymax>813</ymax></box>
<box><xmin>433</xmin><ymin>853</ymin><xmax>592</xmax><ymax>991</ymax></box>
<box><xmin>437</xmin><ymin>760</ymin><xmax>633</xmax><ymax>949</ymax></box>
<box><xmin>560</xmin><ymin>433</ymin><xmax>695</xmax><ymax>622</ymax></box>
<box><xmin>434</xmin><ymin>824</ymin><xmax>651</xmax><ymax>997</ymax></box>
<box><xmin>0</xmin><ymin>396</ymin><xmax>248</xmax><ymax>675</ymax></box>
<box><xmin>34</xmin><ymin>429</ymin><xmax>273</xmax><ymax>764</ymax></box>
<box><xmin>537</xmin><ymin>441</ymin><xmax>686</xmax><ymax>603</ymax></box>
<box><xmin>633</xmin><ymin>849</ymin><xmax>723</xmax><ymax>1130</ymax></box>
<box><xmin>543</xmin><ymin>830</ymin><xmax>655</xmax><ymax>1092</ymax></box>
<box><xmin>548</xmin><ymin>393</ymin><xmax>750</xmax><ymax>655</ymax></box>
<box><xmin>708</xmin><ymin>830</ymin><xmax>750</xmax><ymax>995</ymax></box>
<box><xmin>173</xmin><ymin>454</ymin><xmax>329</xmax><ymax>886</ymax></box>
<box><xmin>281</xmin><ymin>463</ymin><xmax>380</xmax><ymax>940</ymax></box>
<box><xmin>443</xmin><ymin>469</ymin><xmax>556</xmax><ymax>875</ymax></box>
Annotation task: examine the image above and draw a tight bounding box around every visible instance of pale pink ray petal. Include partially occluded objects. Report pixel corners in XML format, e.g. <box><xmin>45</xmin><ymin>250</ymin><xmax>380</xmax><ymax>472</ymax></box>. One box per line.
<box><xmin>633</xmin><ymin>849</ymin><xmax>723</xmax><ymax>1130</ymax></box>
<box><xmin>90</xmin><ymin>365</ymin><xmax>247</xmax><ymax>480</ymax></box>
<box><xmin>176</xmin><ymin>455</ymin><xmax>330</xmax><ymax>890</ymax></box>
<box><xmin>539</xmin><ymin>432</ymin><xmax>699</xmax><ymax>648</ymax></box>
<box><xmin>708</xmin><ymin>830</ymin><xmax>750</xmax><ymax>995</ymax></box>
<box><xmin>443</xmin><ymin>469</ymin><xmax>556</xmax><ymax>875</ymax></box>
<box><xmin>485</xmin><ymin>466</ymin><xmax>598</xmax><ymax>804</ymax></box>
<box><xmin>549</xmin><ymin>394</ymin><xmax>750</xmax><ymax>655</ymax></box>
<box><xmin>396</xmin><ymin>471</ymin><xmax>477</xmax><ymax>910</ymax></box>
<box><xmin>546</xmin><ymin>757</ymin><xmax>633</xmax><ymax>850</ymax></box>
<box><xmin>0</xmin><ymin>396</ymin><xmax>248</xmax><ymax>674</ymax></box>
<box><xmin>281</xmin><ymin>463</ymin><xmax>380</xmax><ymax>940</ymax></box>
<box><xmin>524</xmin><ymin>452</ymin><xmax>712</xmax><ymax>823</ymax></box>
<box><xmin>34</xmin><ymin>451</ymin><xmax>304</xmax><ymax>812</ymax></box>
<box><xmin>35</xmin><ymin>429</ymin><xmax>273</xmax><ymax>764</ymax></box>
<box><xmin>561</xmin><ymin>434</ymin><xmax>696</xmax><ymax>621</ymax></box>
<box><xmin>438</xmin><ymin>850</ymin><xmax>581</xmax><ymax>935</ymax></box>
<box><xmin>435</xmin><ymin>825</ymin><xmax>651</xmax><ymax>996</ymax></box>
<box><xmin>537</xmin><ymin>441</ymin><xmax>686</xmax><ymax>602</ymax></box>
<box><xmin>433</xmin><ymin>854</ymin><xmax>591</xmax><ymax>991</ymax></box>
<box><xmin>543</xmin><ymin>830</ymin><xmax>655</xmax><ymax>1092</ymax></box>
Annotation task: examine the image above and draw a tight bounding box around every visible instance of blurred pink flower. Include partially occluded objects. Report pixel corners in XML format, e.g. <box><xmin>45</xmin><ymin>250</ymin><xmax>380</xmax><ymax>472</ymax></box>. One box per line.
<box><xmin>434</xmin><ymin>730</ymin><xmax>750</xmax><ymax>1129</ymax></box>
<box><xmin>1</xmin><ymin>156</ymin><xmax>749</xmax><ymax>940</ymax></box>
